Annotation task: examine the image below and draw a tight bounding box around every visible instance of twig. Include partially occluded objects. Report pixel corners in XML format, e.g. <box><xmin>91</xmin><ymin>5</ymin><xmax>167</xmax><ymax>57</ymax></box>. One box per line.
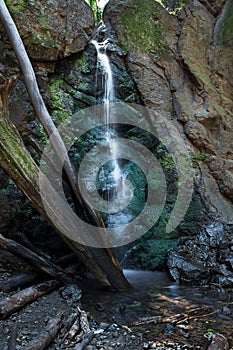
<box><xmin>130</xmin><ymin>307</ymin><xmax>214</xmax><ymax>327</ymax></box>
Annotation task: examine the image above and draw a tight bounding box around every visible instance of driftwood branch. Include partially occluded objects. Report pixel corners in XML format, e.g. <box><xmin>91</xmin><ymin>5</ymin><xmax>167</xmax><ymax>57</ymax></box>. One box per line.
<box><xmin>74</xmin><ymin>331</ymin><xmax>94</xmax><ymax>350</ymax></box>
<box><xmin>0</xmin><ymin>280</ymin><xmax>60</xmax><ymax>319</ymax></box>
<box><xmin>22</xmin><ymin>312</ymin><xmax>64</xmax><ymax>350</ymax></box>
<box><xmin>0</xmin><ymin>234</ymin><xmax>74</xmax><ymax>285</ymax></box>
<box><xmin>0</xmin><ymin>271</ymin><xmax>41</xmax><ymax>293</ymax></box>
<box><xmin>130</xmin><ymin>307</ymin><xmax>215</xmax><ymax>327</ymax></box>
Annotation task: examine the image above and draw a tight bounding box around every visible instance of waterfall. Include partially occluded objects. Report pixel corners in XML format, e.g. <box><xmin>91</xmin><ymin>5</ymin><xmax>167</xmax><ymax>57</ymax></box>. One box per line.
<box><xmin>91</xmin><ymin>30</ymin><xmax>130</xmax><ymax>219</ymax></box>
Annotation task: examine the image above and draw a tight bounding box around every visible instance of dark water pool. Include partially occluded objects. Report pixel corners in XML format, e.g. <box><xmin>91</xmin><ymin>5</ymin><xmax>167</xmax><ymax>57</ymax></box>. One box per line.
<box><xmin>79</xmin><ymin>270</ymin><xmax>230</xmax><ymax>326</ymax></box>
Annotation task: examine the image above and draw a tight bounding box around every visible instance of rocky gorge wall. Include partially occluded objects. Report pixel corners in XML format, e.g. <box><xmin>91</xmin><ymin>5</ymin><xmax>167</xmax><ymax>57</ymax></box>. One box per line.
<box><xmin>103</xmin><ymin>0</ymin><xmax>233</xmax><ymax>286</ymax></box>
<box><xmin>0</xmin><ymin>0</ymin><xmax>233</xmax><ymax>286</ymax></box>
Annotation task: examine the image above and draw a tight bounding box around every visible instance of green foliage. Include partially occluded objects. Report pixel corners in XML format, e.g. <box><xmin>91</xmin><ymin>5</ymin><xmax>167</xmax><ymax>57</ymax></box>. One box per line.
<box><xmin>85</xmin><ymin>0</ymin><xmax>102</xmax><ymax>23</ymax></box>
<box><xmin>75</xmin><ymin>52</ymin><xmax>89</xmax><ymax>74</ymax></box>
<box><xmin>37</xmin><ymin>123</ymin><xmax>48</xmax><ymax>148</ymax></box>
<box><xmin>204</xmin><ymin>328</ymin><xmax>216</xmax><ymax>341</ymax></box>
<box><xmin>160</xmin><ymin>0</ymin><xmax>189</xmax><ymax>13</ymax></box>
<box><xmin>159</xmin><ymin>154</ymin><xmax>176</xmax><ymax>170</ymax></box>
<box><xmin>156</xmin><ymin>145</ymin><xmax>176</xmax><ymax>170</ymax></box>
<box><xmin>129</xmin><ymin>301</ymin><xmax>142</xmax><ymax>308</ymax></box>
<box><xmin>130</xmin><ymin>239</ymin><xmax>178</xmax><ymax>270</ymax></box>
<box><xmin>6</xmin><ymin>0</ymin><xmax>25</xmax><ymax>12</ymax></box>
<box><xmin>190</xmin><ymin>152</ymin><xmax>207</xmax><ymax>165</ymax></box>
<box><xmin>32</xmin><ymin>34</ymin><xmax>59</xmax><ymax>49</ymax></box>
<box><xmin>38</xmin><ymin>15</ymin><xmax>50</xmax><ymax>30</ymax></box>
<box><xmin>50</xmin><ymin>79</ymin><xmax>73</xmax><ymax>124</ymax></box>
<box><xmin>121</xmin><ymin>0</ymin><xmax>164</xmax><ymax>54</ymax></box>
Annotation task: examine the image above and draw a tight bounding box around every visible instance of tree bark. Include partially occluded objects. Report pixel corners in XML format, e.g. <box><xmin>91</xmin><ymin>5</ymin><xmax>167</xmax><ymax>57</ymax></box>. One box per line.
<box><xmin>22</xmin><ymin>313</ymin><xmax>64</xmax><ymax>350</ymax></box>
<box><xmin>0</xmin><ymin>0</ymin><xmax>131</xmax><ymax>291</ymax></box>
<box><xmin>0</xmin><ymin>234</ymin><xmax>74</xmax><ymax>285</ymax></box>
<box><xmin>0</xmin><ymin>280</ymin><xmax>60</xmax><ymax>319</ymax></box>
<box><xmin>0</xmin><ymin>271</ymin><xmax>41</xmax><ymax>293</ymax></box>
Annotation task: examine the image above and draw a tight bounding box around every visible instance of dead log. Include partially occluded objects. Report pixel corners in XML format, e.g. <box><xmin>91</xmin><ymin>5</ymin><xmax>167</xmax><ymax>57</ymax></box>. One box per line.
<box><xmin>60</xmin><ymin>312</ymin><xmax>80</xmax><ymax>342</ymax></box>
<box><xmin>0</xmin><ymin>234</ymin><xmax>74</xmax><ymax>285</ymax></box>
<box><xmin>0</xmin><ymin>271</ymin><xmax>41</xmax><ymax>293</ymax></box>
<box><xmin>0</xmin><ymin>249</ymin><xmax>30</xmax><ymax>271</ymax></box>
<box><xmin>74</xmin><ymin>331</ymin><xmax>94</xmax><ymax>350</ymax></box>
<box><xmin>62</xmin><ymin>314</ymin><xmax>81</xmax><ymax>342</ymax></box>
<box><xmin>8</xmin><ymin>323</ymin><xmax>17</xmax><ymax>350</ymax></box>
<box><xmin>0</xmin><ymin>280</ymin><xmax>60</xmax><ymax>319</ymax></box>
<box><xmin>53</xmin><ymin>253</ymin><xmax>78</xmax><ymax>267</ymax></box>
<box><xmin>22</xmin><ymin>312</ymin><xmax>64</xmax><ymax>350</ymax></box>
<box><xmin>14</xmin><ymin>231</ymin><xmax>51</xmax><ymax>261</ymax></box>
<box><xmin>78</xmin><ymin>307</ymin><xmax>91</xmax><ymax>334</ymax></box>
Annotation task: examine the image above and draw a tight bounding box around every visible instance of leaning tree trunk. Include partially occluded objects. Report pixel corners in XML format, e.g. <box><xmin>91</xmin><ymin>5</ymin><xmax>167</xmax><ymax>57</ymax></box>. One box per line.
<box><xmin>0</xmin><ymin>75</ymin><xmax>130</xmax><ymax>291</ymax></box>
<box><xmin>0</xmin><ymin>0</ymin><xmax>131</xmax><ymax>291</ymax></box>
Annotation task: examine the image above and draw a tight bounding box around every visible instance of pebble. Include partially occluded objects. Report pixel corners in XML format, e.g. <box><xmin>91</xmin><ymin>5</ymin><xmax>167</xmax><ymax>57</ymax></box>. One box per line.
<box><xmin>222</xmin><ymin>306</ymin><xmax>231</xmax><ymax>315</ymax></box>
<box><xmin>99</xmin><ymin>322</ymin><xmax>110</xmax><ymax>330</ymax></box>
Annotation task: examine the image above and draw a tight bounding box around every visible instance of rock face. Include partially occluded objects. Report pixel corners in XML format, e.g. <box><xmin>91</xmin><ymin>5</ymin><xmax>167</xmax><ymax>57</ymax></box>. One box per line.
<box><xmin>1</xmin><ymin>0</ymin><xmax>95</xmax><ymax>61</ymax></box>
<box><xmin>0</xmin><ymin>0</ymin><xmax>95</xmax><ymax>135</ymax></box>
<box><xmin>104</xmin><ymin>0</ymin><xmax>233</xmax><ymax>285</ymax></box>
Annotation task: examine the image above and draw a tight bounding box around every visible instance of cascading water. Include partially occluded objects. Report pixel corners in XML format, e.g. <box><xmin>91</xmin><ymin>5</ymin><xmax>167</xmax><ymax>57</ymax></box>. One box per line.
<box><xmin>91</xmin><ymin>28</ymin><xmax>132</xmax><ymax>225</ymax></box>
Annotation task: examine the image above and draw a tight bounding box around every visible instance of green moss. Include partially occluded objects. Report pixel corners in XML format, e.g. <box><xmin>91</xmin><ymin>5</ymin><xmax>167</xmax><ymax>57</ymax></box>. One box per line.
<box><xmin>190</xmin><ymin>152</ymin><xmax>207</xmax><ymax>165</ymax></box>
<box><xmin>32</xmin><ymin>33</ymin><xmax>59</xmax><ymax>49</ymax></box>
<box><xmin>50</xmin><ymin>79</ymin><xmax>73</xmax><ymax>124</ymax></box>
<box><xmin>6</xmin><ymin>0</ymin><xmax>25</xmax><ymax>12</ymax></box>
<box><xmin>75</xmin><ymin>53</ymin><xmax>89</xmax><ymax>73</ymax></box>
<box><xmin>130</xmin><ymin>239</ymin><xmax>178</xmax><ymax>270</ymax></box>
<box><xmin>188</xmin><ymin>62</ymin><xmax>215</xmax><ymax>92</ymax></box>
<box><xmin>121</xmin><ymin>0</ymin><xmax>164</xmax><ymax>54</ymax></box>
<box><xmin>222</xmin><ymin>3</ymin><xmax>233</xmax><ymax>42</ymax></box>
<box><xmin>38</xmin><ymin>15</ymin><xmax>50</xmax><ymax>30</ymax></box>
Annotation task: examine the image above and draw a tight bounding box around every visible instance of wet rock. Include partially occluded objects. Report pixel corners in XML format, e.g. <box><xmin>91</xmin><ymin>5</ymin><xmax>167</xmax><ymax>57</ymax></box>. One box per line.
<box><xmin>168</xmin><ymin>221</ymin><xmax>233</xmax><ymax>286</ymax></box>
<box><xmin>60</xmin><ymin>284</ymin><xmax>82</xmax><ymax>305</ymax></box>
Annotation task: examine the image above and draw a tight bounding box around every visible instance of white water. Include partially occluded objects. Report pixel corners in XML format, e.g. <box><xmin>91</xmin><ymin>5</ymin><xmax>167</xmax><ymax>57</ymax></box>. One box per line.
<box><xmin>91</xmin><ymin>35</ymin><xmax>128</xmax><ymax>211</ymax></box>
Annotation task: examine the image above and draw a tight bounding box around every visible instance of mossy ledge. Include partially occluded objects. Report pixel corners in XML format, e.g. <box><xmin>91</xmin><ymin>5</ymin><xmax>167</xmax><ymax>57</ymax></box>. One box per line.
<box><xmin>120</xmin><ymin>0</ymin><xmax>165</xmax><ymax>55</ymax></box>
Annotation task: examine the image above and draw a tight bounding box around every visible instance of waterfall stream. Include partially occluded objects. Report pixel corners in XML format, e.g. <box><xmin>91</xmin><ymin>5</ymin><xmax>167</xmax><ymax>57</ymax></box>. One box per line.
<box><xmin>91</xmin><ymin>31</ymin><xmax>132</xmax><ymax>225</ymax></box>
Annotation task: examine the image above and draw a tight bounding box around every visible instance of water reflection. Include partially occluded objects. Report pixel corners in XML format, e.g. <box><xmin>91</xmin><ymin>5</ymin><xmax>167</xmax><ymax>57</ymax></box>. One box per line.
<box><xmin>79</xmin><ymin>270</ymin><xmax>222</xmax><ymax>325</ymax></box>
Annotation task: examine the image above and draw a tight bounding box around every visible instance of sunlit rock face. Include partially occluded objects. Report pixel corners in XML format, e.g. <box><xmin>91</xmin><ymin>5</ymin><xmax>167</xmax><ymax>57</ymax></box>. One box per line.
<box><xmin>0</xmin><ymin>0</ymin><xmax>95</xmax><ymax>61</ymax></box>
<box><xmin>104</xmin><ymin>0</ymin><xmax>233</xmax><ymax>285</ymax></box>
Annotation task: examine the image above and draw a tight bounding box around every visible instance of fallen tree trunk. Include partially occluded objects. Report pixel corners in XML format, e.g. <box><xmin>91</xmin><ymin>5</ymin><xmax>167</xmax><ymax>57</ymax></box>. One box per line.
<box><xmin>0</xmin><ymin>234</ymin><xmax>74</xmax><ymax>285</ymax></box>
<box><xmin>0</xmin><ymin>0</ymin><xmax>131</xmax><ymax>291</ymax></box>
<box><xmin>0</xmin><ymin>280</ymin><xmax>60</xmax><ymax>319</ymax></box>
<box><xmin>22</xmin><ymin>313</ymin><xmax>64</xmax><ymax>350</ymax></box>
<box><xmin>0</xmin><ymin>271</ymin><xmax>41</xmax><ymax>293</ymax></box>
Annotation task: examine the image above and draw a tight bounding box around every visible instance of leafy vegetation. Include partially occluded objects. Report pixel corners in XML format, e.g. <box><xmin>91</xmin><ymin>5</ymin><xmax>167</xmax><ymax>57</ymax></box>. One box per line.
<box><xmin>190</xmin><ymin>152</ymin><xmax>207</xmax><ymax>165</ymax></box>
<box><xmin>85</xmin><ymin>0</ymin><xmax>102</xmax><ymax>23</ymax></box>
<box><xmin>5</xmin><ymin>0</ymin><xmax>25</xmax><ymax>12</ymax></box>
<box><xmin>161</xmin><ymin>0</ymin><xmax>189</xmax><ymax>12</ymax></box>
